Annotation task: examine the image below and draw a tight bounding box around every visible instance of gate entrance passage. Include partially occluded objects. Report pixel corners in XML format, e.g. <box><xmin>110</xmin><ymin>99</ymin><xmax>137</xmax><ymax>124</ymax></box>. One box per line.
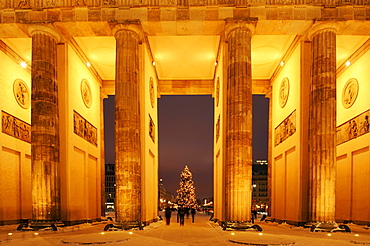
<box><xmin>1</xmin><ymin>1</ymin><xmax>370</xmax><ymax>229</ymax></box>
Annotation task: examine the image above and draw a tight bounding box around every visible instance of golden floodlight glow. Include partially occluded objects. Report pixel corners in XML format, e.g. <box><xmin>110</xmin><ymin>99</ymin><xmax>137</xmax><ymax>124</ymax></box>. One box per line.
<box><xmin>20</xmin><ymin>61</ymin><xmax>27</xmax><ymax>68</ymax></box>
<box><xmin>346</xmin><ymin>61</ymin><xmax>351</xmax><ymax>66</ymax></box>
<box><xmin>280</xmin><ymin>61</ymin><xmax>285</xmax><ymax>66</ymax></box>
<box><xmin>8</xmin><ymin>233</ymin><xmax>12</xmax><ymax>236</ymax></box>
<box><xmin>327</xmin><ymin>233</ymin><xmax>332</xmax><ymax>236</ymax></box>
<box><xmin>355</xmin><ymin>234</ymin><xmax>359</xmax><ymax>237</ymax></box>
<box><xmin>259</xmin><ymin>233</ymin><xmax>263</xmax><ymax>236</ymax></box>
<box><xmin>231</xmin><ymin>232</ymin><xmax>235</xmax><ymax>235</ymax></box>
<box><xmin>152</xmin><ymin>61</ymin><xmax>156</xmax><ymax>66</ymax></box>
<box><xmin>101</xmin><ymin>232</ymin><xmax>105</xmax><ymax>235</ymax></box>
<box><xmin>86</xmin><ymin>62</ymin><xmax>91</xmax><ymax>67</ymax></box>
<box><xmin>215</xmin><ymin>61</ymin><xmax>218</xmax><ymax>66</ymax></box>
<box><xmin>129</xmin><ymin>231</ymin><xmax>133</xmax><ymax>235</ymax></box>
<box><xmin>34</xmin><ymin>232</ymin><xmax>39</xmax><ymax>235</ymax></box>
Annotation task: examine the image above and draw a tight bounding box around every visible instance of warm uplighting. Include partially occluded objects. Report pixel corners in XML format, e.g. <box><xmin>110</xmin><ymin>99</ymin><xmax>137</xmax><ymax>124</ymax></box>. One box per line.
<box><xmin>8</xmin><ymin>233</ymin><xmax>12</xmax><ymax>236</ymax></box>
<box><xmin>259</xmin><ymin>233</ymin><xmax>263</xmax><ymax>235</ymax></box>
<box><xmin>355</xmin><ymin>234</ymin><xmax>359</xmax><ymax>237</ymax></box>
<box><xmin>34</xmin><ymin>232</ymin><xmax>39</xmax><ymax>235</ymax></box>
<box><xmin>101</xmin><ymin>232</ymin><xmax>105</xmax><ymax>235</ymax></box>
<box><xmin>345</xmin><ymin>61</ymin><xmax>351</xmax><ymax>66</ymax></box>
<box><xmin>152</xmin><ymin>61</ymin><xmax>156</xmax><ymax>66</ymax></box>
<box><xmin>280</xmin><ymin>61</ymin><xmax>285</xmax><ymax>66</ymax></box>
<box><xmin>327</xmin><ymin>233</ymin><xmax>332</xmax><ymax>236</ymax></box>
<box><xmin>20</xmin><ymin>61</ymin><xmax>27</xmax><ymax>68</ymax></box>
<box><xmin>129</xmin><ymin>231</ymin><xmax>133</xmax><ymax>235</ymax></box>
<box><xmin>231</xmin><ymin>232</ymin><xmax>235</xmax><ymax>235</ymax></box>
<box><xmin>86</xmin><ymin>62</ymin><xmax>91</xmax><ymax>67</ymax></box>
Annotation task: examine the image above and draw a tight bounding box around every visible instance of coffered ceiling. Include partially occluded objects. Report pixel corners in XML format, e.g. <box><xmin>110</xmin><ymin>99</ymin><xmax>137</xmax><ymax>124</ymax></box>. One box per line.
<box><xmin>1</xmin><ymin>34</ymin><xmax>369</xmax><ymax>88</ymax></box>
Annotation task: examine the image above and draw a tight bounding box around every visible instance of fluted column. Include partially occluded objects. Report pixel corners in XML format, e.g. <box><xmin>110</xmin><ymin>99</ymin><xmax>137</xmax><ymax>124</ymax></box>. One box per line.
<box><xmin>225</xmin><ymin>22</ymin><xmax>253</xmax><ymax>222</ymax></box>
<box><xmin>308</xmin><ymin>23</ymin><xmax>338</xmax><ymax>223</ymax></box>
<box><xmin>29</xmin><ymin>26</ymin><xmax>61</xmax><ymax>224</ymax></box>
<box><xmin>114</xmin><ymin>25</ymin><xmax>142</xmax><ymax>223</ymax></box>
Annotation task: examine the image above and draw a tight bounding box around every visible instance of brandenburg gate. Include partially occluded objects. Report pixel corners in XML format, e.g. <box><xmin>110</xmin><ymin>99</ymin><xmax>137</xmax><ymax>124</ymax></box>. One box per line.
<box><xmin>0</xmin><ymin>0</ymin><xmax>370</xmax><ymax>230</ymax></box>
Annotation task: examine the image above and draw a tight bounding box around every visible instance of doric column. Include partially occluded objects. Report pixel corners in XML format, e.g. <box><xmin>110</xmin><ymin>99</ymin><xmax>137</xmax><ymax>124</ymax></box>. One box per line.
<box><xmin>224</xmin><ymin>21</ymin><xmax>254</xmax><ymax>222</ymax></box>
<box><xmin>29</xmin><ymin>25</ymin><xmax>61</xmax><ymax>226</ymax></box>
<box><xmin>308</xmin><ymin>23</ymin><xmax>339</xmax><ymax>224</ymax></box>
<box><xmin>113</xmin><ymin>23</ymin><xmax>142</xmax><ymax>224</ymax></box>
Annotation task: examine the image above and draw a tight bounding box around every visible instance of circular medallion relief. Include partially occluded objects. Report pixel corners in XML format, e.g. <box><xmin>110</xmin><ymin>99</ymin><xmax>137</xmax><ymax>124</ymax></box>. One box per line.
<box><xmin>81</xmin><ymin>79</ymin><xmax>92</xmax><ymax>108</ymax></box>
<box><xmin>216</xmin><ymin>77</ymin><xmax>220</xmax><ymax>107</ymax></box>
<box><xmin>279</xmin><ymin>77</ymin><xmax>289</xmax><ymax>108</ymax></box>
<box><xmin>150</xmin><ymin>77</ymin><xmax>155</xmax><ymax>108</ymax></box>
<box><xmin>13</xmin><ymin>79</ymin><xmax>30</xmax><ymax>109</ymax></box>
<box><xmin>342</xmin><ymin>78</ymin><xmax>359</xmax><ymax>109</ymax></box>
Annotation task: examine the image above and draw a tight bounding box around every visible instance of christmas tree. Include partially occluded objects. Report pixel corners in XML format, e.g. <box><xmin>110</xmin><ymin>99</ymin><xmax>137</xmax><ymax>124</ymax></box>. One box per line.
<box><xmin>176</xmin><ymin>165</ymin><xmax>197</xmax><ymax>208</ymax></box>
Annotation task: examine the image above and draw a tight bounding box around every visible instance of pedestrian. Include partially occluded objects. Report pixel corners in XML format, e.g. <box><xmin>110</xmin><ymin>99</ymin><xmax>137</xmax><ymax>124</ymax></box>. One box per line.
<box><xmin>178</xmin><ymin>206</ymin><xmax>186</xmax><ymax>226</ymax></box>
<box><xmin>165</xmin><ymin>206</ymin><xmax>172</xmax><ymax>225</ymax></box>
<box><xmin>191</xmin><ymin>208</ymin><xmax>196</xmax><ymax>223</ymax></box>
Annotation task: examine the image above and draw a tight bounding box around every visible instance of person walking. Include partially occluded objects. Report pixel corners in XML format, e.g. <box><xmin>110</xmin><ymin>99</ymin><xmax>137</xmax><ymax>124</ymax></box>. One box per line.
<box><xmin>191</xmin><ymin>208</ymin><xmax>196</xmax><ymax>223</ymax></box>
<box><xmin>165</xmin><ymin>206</ymin><xmax>172</xmax><ymax>225</ymax></box>
<box><xmin>178</xmin><ymin>206</ymin><xmax>186</xmax><ymax>226</ymax></box>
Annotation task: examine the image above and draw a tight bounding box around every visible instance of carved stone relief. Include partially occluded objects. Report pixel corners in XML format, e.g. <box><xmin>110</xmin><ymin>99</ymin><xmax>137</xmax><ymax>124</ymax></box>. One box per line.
<box><xmin>337</xmin><ymin>109</ymin><xmax>370</xmax><ymax>145</ymax></box>
<box><xmin>13</xmin><ymin>79</ymin><xmax>30</xmax><ymax>109</ymax></box>
<box><xmin>81</xmin><ymin>79</ymin><xmax>92</xmax><ymax>108</ymax></box>
<box><xmin>2</xmin><ymin>111</ymin><xmax>31</xmax><ymax>143</ymax></box>
<box><xmin>215</xmin><ymin>77</ymin><xmax>220</xmax><ymax>107</ymax></box>
<box><xmin>150</xmin><ymin>77</ymin><xmax>155</xmax><ymax>108</ymax></box>
<box><xmin>274</xmin><ymin>110</ymin><xmax>296</xmax><ymax>146</ymax></box>
<box><xmin>149</xmin><ymin>114</ymin><xmax>155</xmax><ymax>142</ymax></box>
<box><xmin>73</xmin><ymin>110</ymin><xmax>97</xmax><ymax>146</ymax></box>
<box><xmin>279</xmin><ymin>77</ymin><xmax>289</xmax><ymax>108</ymax></box>
<box><xmin>216</xmin><ymin>115</ymin><xmax>220</xmax><ymax>142</ymax></box>
<box><xmin>342</xmin><ymin>78</ymin><xmax>359</xmax><ymax>109</ymax></box>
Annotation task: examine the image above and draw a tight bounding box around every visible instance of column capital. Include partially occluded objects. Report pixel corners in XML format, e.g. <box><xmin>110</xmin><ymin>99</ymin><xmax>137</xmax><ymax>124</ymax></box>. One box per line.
<box><xmin>224</xmin><ymin>18</ymin><xmax>257</xmax><ymax>40</ymax></box>
<box><xmin>308</xmin><ymin>21</ymin><xmax>343</xmax><ymax>41</ymax></box>
<box><xmin>111</xmin><ymin>21</ymin><xmax>144</xmax><ymax>43</ymax></box>
<box><xmin>27</xmin><ymin>24</ymin><xmax>61</xmax><ymax>42</ymax></box>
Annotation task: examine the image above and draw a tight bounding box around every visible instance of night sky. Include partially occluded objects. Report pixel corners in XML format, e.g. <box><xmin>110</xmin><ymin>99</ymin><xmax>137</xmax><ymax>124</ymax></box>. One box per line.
<box><xmin>104</xmin><ymin>94</ymin><xmax>269</xmax><ymax>200</ymax></box>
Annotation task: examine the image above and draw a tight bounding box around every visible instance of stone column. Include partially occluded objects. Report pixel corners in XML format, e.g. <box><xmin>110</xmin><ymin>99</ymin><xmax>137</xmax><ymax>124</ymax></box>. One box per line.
<box><xmin>225</xmin><ymin>22</ymin><xmax>254</xmax><ymax>222</ymax></box>
<box><xmin>29</xmin><ymin>26</ymin><xmax>61</xmax><ymax>226</ymax></box>
<box><xmin>113</xmin><ymin>24</ymin><xmax>142</xmax><ymax>225</ymax></box>
<box><xmin>308</xmin><ymin>23</ymin><xmax>338</xmax><ymax>224</ymax></box>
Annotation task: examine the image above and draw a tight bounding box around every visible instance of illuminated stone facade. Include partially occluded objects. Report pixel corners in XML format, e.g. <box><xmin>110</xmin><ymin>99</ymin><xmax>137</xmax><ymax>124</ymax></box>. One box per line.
<box><xmin>0</xmin><ymin>0</ymin><xmax>370</xmax><ymax>227</ymax></box>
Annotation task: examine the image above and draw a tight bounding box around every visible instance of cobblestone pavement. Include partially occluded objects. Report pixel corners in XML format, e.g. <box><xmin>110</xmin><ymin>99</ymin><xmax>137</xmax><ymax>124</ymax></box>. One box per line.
<box><xmin>1</xmin><ymin>213</ymin><xmax>370</xmax><ymax>245</ymax></box>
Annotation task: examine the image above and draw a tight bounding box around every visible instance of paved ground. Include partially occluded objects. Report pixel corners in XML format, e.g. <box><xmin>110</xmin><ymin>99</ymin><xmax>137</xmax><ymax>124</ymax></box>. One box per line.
<box><xmin>1</xmin><ymin>213</ymin><xmax>370</xmax><ymax>245</ymax></box>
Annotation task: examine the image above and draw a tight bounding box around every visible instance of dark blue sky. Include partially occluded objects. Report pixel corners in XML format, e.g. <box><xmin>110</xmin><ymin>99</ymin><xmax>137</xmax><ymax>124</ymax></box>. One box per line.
<box><xmin>104</xmin><ymin>94</ymin><xmax>269</xmax><ymax>200</ymax></box>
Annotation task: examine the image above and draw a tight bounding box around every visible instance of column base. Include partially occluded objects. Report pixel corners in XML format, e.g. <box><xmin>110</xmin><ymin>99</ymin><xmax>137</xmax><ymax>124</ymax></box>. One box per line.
<box><xmin>104</xmin><ymin>220</ymin><xmax>144</xmax><ymax>231</ymax></box>
<box><xmin>17</xmin><ymin>220</ymin><xmax>64</xmax><ymax>231</ymax></box>
<box><xmin>306</xmin><ymin>221</ymin><xmax>351</xmax><ymax>233</ymax></box>
<box><xmin>221</xmin><ymin>221</ymin><xmax>263</xmax><ymax>231</ymax></box>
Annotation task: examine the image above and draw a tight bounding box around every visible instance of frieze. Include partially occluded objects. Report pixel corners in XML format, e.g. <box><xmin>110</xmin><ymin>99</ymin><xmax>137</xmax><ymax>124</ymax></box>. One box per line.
<box><xmin>274</xmin><ymin>110</ymin><xmax>296</xmax><ymax>146</ymax></box>
<box><xmin>2</xmin><ymin>111</ymin><xmax>31</xmax><ymax>143</ymax></box>
<box><xmin>3</xmin><ymin>0</ymin><xmax>370</xmax><ymax>8</ymax></box>
<box><xmin>337</xmin><ymin>109</ymin><xmax>370</xmax><ymax>145</ymax></box>
<box><xmin>73</xmin><ymin>110</ymin><xmax>98</xmax><ymax>146</ymax></box>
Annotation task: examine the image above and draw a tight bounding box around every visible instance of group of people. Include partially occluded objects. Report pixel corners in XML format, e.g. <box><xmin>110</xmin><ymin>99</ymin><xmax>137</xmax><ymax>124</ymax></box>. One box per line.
<box><xmin>164</xmin><ymin>206</ymin><xmax>196</xmax><ymax>226</ymax></box>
